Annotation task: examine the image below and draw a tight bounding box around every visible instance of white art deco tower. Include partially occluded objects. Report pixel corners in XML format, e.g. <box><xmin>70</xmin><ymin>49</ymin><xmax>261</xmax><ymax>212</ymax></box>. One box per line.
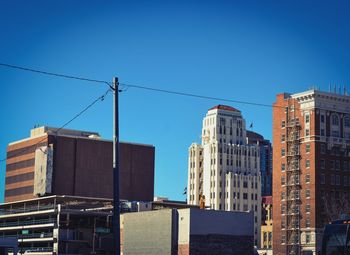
<box><xmin>187</xmin><ymin>105</ymin><xmax>262</xmax><ymax>246</ymax></box>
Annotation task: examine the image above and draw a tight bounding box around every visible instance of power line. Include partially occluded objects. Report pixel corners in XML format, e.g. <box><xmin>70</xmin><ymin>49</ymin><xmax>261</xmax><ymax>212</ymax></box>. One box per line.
<box><xmin>0</xmin><ymin>62</ymin><xmax>285</xmax><ymax>109</ymax></box>
<box><xmin>0</xmin><ymin>63</ymin><xmax>111</xmax><ymax>87</ymax></box>
<box><xmin>0</xmin><ymin>89</ymin><xmax>112</xmax><ymax>163</ymax></box>
<box><xmin>119</xmin><ymin>82</ymin><xmax>284</xmax><ymax>109</ymax></box>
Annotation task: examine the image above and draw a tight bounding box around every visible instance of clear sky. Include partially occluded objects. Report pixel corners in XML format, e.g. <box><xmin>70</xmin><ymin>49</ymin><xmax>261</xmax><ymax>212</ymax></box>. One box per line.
<box><xmin>1</xmin><ymin>0</ymin><xmax>350</xmax><ymax>202</ymax></box>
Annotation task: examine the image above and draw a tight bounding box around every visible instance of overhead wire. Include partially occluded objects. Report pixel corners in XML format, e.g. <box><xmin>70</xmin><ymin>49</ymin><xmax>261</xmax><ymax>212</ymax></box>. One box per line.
<box><xmin>0</xmin><ymin>62</ymin><xmax>286</xmax><ymax>108</ymax></box>
<box><xmin>0</xmin><ymin>88</ymin><xmax>112</xmax><ymax>163</ymax></box>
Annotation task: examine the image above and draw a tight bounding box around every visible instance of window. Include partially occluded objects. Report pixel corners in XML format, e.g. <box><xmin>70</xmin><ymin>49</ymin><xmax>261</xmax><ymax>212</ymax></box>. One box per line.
<box><xmin>305</xmin><ymin>129</ymin><xmax>310</xmax><ymax>136</ymax></box>
<box><xmin>344</xmin><ymin>177</ymin><xmax>348</xmax><ymax>186</ymax></box>
<box><xmin>281</xmin><ymin>235</ymin><xmax>286</xmax><ymax>244</ymax></box>
<box><xmin>306</xmin><ymin>204</ymin><xmax>311</xmax><ymax>213</ymax></box>
<box><xmin>321</xmin><ymin>114</ymin><xmax>325</xmax><ymax>123</ymax></box>
<box><xmin>281</xmin><ymin>220</ymin><xmax>286</xmax><ymax>229</ymax></box>
<box><xmin>305</xmin><ymin>114</ymin><xmax>310</xmax><ymax>123</ymax></box>
<box><xmin>243</xmin><ymin>193</ymin><xmax>248</xmax><ymax>199</ymax></box>
<box><xmin>281</xmin><ymin>134</ymin><xmax>286</xmax><ymax>142</ymax></box>
<box><xmin>321</xmin><ymin>174</ymin><xmax>325</xmax><ymax>184</ymax></box>
<box><xmin>306</xmin><ymin>218</ymin><xmax>311</xmax><ymax>228</ymax></box>
<box><xmin>336</xmin><ymin>175</ymin><xmax>341</xmax><ymax>185</ymax></box>
<box><xmin>321</xmin><ymin>129</ymin><xmax>325</xmax><ymax>136</ymax></box>
<box><xmin>331</xmin><ymin>174</ymin><xmax>335</xmax><ymax>185</ymax></box>
<box><xmin>306</xmin><ymin>174</ymin><xmax>310</xmax><ymax>183</ymax></box>
<box><xmin>243</xmin><ymin>204</ymin><xmax>248</xmax><ymax>211</ymax></box>
<box><xmin>321</xmin><ymin>144</ymin><xmax>326</xmax><ymax>154</ymax></box>
<box><xmin>306</xmin><ymin>232</ymin><xmax>311</xmax><ymax>244</ymax></box>
<box><xmin>306</xmin><ymin>189</ymin><xmax>311</xmax><ymax>198</ymax></box>
<box><xmin>330</xmin><ymin>160</ymin><xmax>335</xmax><ymax>170</ymax></box>
<box><xmin>321</xmin><ymin>159</ymin><xmax>326</xmax><ymax>169</ymax></box>
<box><xmin>306</xmin><ymin>143</ymin><xmax>310</xmax><ymax>153</ymax></box>
<box><xmin>306</xmin><ymin>159</ymin><xmax>310</xmax><ymax>168</ymax></box>
<box><xmin>282</xmin><ymin>163</ymin><xmax>286</xmax><ymax>171</ymax></box>
<box><xmin>281</xmin><ymin>148</ymin><xmax>285</xmax><ymax>157</ymax></box>
<box><xmin>344</xmin><ymin>161</ymin><xmax>348</xmax><ymax>172</ymax></box>
<box><xmin>281</xmin><ymin>205</ymin><xmax>286</xmax><ymax>214</ymax></box>
<box><xmin>281</xmin><ymin>176</ymin><xmax>286</xmax><ymax>185</ymax></box>
<box><xmin>281</xmin><ymin>192</ymin><xmax>285</xmax><ymax>200</ymax></box>
<box><xmin>332</xmin><ymin>114</ymin><xmax>339</xmax><ymax>126</ymax></box>
<box><xmin>282</xmin><ymin>120</ymin><xmax>285</xmax><ymax>128</ymax></box>
<box><xmin>243</xmin><ymin>181</ymin><xmax>248</xmax><ymax>188</ymax></box>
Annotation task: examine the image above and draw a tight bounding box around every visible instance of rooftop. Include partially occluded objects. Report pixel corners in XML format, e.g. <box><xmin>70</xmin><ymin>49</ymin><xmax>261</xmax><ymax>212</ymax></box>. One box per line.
<box><xmin>208</xmin><ymin>105</ymin><xmax>240</xmax><ymax>112</ymax></box>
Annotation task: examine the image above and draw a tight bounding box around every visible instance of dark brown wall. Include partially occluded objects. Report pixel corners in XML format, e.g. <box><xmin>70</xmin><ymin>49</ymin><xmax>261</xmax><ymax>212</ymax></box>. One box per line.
<box><xmin>5</xmin><ymin>135</ymin><xmax>155</xmax><ymax>202</ymax></box>
<box><xmin>52</xmin><ymin>136</ymin><xmax>155</xmax><ymax>201</ymax></box>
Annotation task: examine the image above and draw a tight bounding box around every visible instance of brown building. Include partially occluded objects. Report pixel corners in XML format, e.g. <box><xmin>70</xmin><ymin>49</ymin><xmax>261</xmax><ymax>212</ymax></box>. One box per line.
<box><xmin>5</xmin><ymin>126</ymin><xmax>155</xmax><ymax>203</ymax></box>
<box><xmin>272</xmin><ymin>90</ymin><xmax>350</xmax><ymax>255</ymax></box>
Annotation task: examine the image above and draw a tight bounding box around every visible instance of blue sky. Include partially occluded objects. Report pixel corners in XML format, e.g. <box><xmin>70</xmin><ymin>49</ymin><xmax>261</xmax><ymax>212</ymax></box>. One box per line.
<box><xmin>1</xmin><ymin>0</ymin><xmax>350</xmax><ymax>202</ymax></box>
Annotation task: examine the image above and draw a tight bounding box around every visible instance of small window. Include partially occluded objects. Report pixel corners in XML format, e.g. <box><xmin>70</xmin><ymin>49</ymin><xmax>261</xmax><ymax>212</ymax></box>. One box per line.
<box><xmin>306</xmin><ymin>144</ymin><xmax>310</xmax><ymax>153</ymax></box>
<box><xmin>306</xmin><ymin>159</ymin><xmax>310</xmax><ymax>168</ymax></box>
<box><xmin>306</xmin><ymin>218</ymin><xmax>311</xmax><ymax>228</ymax></box>
<box><xmin>306</xmin><ymin>174</ymin><xmax>310</xmax><ymax>183</ymax></box>
<box><xmin>281</xmin><ymin>163</ymin><xmax>286</xmax><ymax>171</ymax></box>
<box><xmin>331</xmin><ymin>174</ymin><xmax>335</xmax><ymax>185</ymax></box>
<box><xmin>321</xmin><ymin>174</ymin><xmax>325</xmax><ymax>184</ymax></box>
<box><xmin>281</xmin><ymin>192</ymin><xmax>285</xmax><ymax>200</ymax></box>
<box><xmin>306</xmin><ymin>204</ymin><xmax>311</xmax><ymax>213</ymax></box>
<box><xmin>305</xmin><ymin>129</ymin><xmax>310</xmax><ymax>136</ymax></box>
<box><xmin>321</xmin><ymin>115</ymin><xmax>325</xmax><ymax>123</ymax></box>
<box><xmin>281</xmin><ymin>148</ymin><xmax>286</xmax><ymax>157</ymax></box>
<box><xmin>281</xmin><ymin>235</ymin><xmax>286</xmax><ymax>244</ymax></box>
<box><xmin>336</xmin><ymin>175</ymin><xmax>341</xmax><ymax>185</ymax></box>
<box><xmin>305</xmin><ymin>114</ymin><xmax>310</xmax><ymax>123</ymax></box>
<box><xmin>281</xmin><ymin>134</ymin><xmax>286</xmax><ymax>142</ymax></box>
<box><xmin>332</xmin><ymin>114</ymin><xmax>339</xmax><ymax>126</ymax></box>
<box><xmin>321</xmin><ymin>144</ymin><xmax>326</xmax><ymax>154</ymax></box>
<box><xmin>306</xmin><ymin>189</ymin><xmax>311</xmax><ymax>198</ymax></box>
<box><xmin>306</xmin><ymin>233</ymin><xmax>311</xmax><ymax>243</ymax></box>
<box><xmin>281</xmin><ymin>176</ymin><xmax>286</xmax><ymax>185</ymax></box>
<box><xmin>282</xmin><ymin>120</ymin><xmax>286</xmax><ymax>128</ymax></box>
<box><xmin>321</xmin><ymin>159</ymin><xmax>326</xmax><ymax>169</ymax></box>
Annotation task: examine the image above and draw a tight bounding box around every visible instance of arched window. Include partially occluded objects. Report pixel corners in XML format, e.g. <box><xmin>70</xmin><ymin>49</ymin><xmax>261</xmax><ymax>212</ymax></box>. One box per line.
<box><xmin>332</xmin><ymin>114</ymin><xmax>339</xmax><ymax>126</ymax></box>
<box><xmin>344</xmin><ymin>115</ymin><xmax>350</xmax><ymax>139</ymax></box>
<box><xmin>331</xmin><ymin>113</ymin><xmax>340</xmax><ymax>137</ymax></box>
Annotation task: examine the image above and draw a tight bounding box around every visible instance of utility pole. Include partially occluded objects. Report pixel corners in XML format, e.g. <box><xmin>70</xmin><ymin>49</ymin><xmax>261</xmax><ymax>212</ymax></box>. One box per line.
<box><xmin>113</xmin><ymin>77</ymin><xmax>121</xmax><ymax>255</ymax></box>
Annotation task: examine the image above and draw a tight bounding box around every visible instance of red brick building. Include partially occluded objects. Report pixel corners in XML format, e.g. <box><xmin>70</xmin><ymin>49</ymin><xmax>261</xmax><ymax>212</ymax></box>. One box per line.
<box><xmin>5</xmin><ymin>126</ymin><xmax>155</xmax><ymax>203</ymax></box>
<box><xmin>273</xmin><ymin>90</ymin><xmax>350</xmax><ymax>255</ymax></box>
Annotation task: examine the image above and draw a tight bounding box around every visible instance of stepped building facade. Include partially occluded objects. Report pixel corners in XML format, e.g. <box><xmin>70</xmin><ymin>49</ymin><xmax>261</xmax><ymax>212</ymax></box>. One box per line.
<box><xmin>187</xmin><ymin>105</ymin><xmax>261</xmax><ymax>246</ymax></box>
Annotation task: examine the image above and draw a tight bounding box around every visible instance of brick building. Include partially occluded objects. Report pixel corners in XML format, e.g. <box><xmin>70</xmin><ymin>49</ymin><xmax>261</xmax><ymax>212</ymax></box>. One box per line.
<box><xmin>272</xmin><ymin>90</ymin><xmax>350</xmax><ymax>255</ymax></box>
<box><xmin>5</xmin><ymin>126</ymin><xmax>155</xmax><ymax>203</ymax></box>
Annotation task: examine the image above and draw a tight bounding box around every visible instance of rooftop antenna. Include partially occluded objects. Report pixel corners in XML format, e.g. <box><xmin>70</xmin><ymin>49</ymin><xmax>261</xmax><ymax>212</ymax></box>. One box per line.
<box><xmin>339</xmin><ymin>85</ymin><xmax>342</xmax><ymax>94</ymax></box>
<box><xmin>329</xmin><ymin>84</ymin><xmax>331</xmax><ymax>93</ymax></box>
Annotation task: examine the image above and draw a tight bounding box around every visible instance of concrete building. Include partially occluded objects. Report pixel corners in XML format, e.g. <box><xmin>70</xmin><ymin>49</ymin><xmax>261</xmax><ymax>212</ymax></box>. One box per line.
<box><xmin>259</xmin><ymin>196</ymin><xmax>273</xmax><ymax>255</ymax></box>
<box><xmin>247</xmin><ymin>131</ymin><xmax>273</xmax><ymax>196</ymax></box>
<box><xmin>0</xmin><ymin>195</ymin><xmax>114</xmax><ymax>254</ymax></box>
<box><xmin>5</xmin><ymin>126</ymin><xmax>155</xmax><ymax>203</ymax></box>
<box><xmin>272</xmin><ymin>89</ymin><xmax>350</xmax><ymax>255</ymax></box>
<box><xmin>187</xmin><ymin>105</ymin><xmax>262</xmax><ymax>246</ymax></box>
<box><xmin>121</xmin><ymin>208</ymin><xmax>254</xmax><ymax>255</ymax></box>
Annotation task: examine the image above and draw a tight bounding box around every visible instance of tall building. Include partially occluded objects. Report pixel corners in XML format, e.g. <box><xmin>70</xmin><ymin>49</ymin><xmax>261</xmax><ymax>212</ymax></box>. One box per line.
<box><xmin>247</xmin><ymin>131</ymin><xmax>273</xmax><ymax>196</ymax></box>
<box><xmin>187</xmin><ymin>105</ymin><xmax>261</xmax><ymax>246</ymax></box>
<box><xmin>5</xmin><ymin>126</ymin><xmax>155</xmax><ymax>203</ymax></box>
<box><xmin>272</xmin><ymin>89</ymin><xmax>350</xmax><ymax>255</ymax></box>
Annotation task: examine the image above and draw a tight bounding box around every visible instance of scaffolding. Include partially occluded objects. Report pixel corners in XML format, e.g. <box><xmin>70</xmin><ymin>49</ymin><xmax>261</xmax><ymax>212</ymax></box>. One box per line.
<box><xmin>285</xmin><ymin>102</ymin><xmax>301</xmax><ymax>255</ymax></box>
